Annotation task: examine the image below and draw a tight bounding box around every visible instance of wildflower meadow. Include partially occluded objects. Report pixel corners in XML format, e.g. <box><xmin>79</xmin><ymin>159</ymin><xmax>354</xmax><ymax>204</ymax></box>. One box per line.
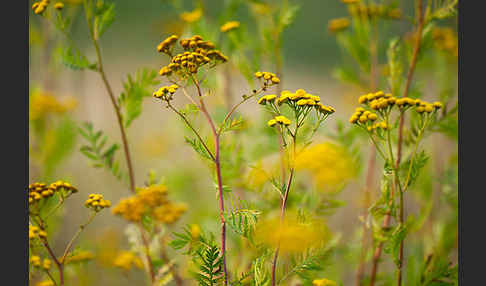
<box><xmin>29</xmin><ymin>1</ymin><xmax>458</xmax><ymax>285</ymax></box>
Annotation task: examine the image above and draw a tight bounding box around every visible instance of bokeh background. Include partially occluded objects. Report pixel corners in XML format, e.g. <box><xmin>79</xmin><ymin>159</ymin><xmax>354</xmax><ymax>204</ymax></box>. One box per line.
<box><xmin>29</xmin><ymin>0</ymin><xmax>457</xmax><ymax>285</ymax></box>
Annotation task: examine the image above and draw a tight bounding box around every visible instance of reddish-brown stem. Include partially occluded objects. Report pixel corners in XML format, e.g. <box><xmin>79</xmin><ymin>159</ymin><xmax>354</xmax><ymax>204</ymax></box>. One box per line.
<box><xmin>42</xmin><ymin>239</ymin><xmax>64</xmax><ymax>286</ymax></box>
<box><xmin>190</xmin><ymin>76</ymin><xmax>228</xmax><ymax>285</ymax></box>
<box><xmin>369</xmin><ymin>1</ymin><xmax>425</xmax><ymax>284</ymax></box>
<box><xmin>356</xmin><ymin>20</ymin><xmax>379</xmax><ymax>286</ymax></box>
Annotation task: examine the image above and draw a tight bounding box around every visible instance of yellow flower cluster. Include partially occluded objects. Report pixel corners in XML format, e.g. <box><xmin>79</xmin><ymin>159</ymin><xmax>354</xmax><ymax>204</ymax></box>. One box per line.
<box><xmin>157</xmin><ymin>35</ymin><xmax>178</xmax><ymax>54</ymax></box>
<box><xmin>328</xmin><ymin>18</ymin><xmax>350</xmax><ymax>33</ymax></box>
<box><xmin>85</xmin><ymin>194</ymin><xmax>111</xmax><ymax>211</ymax></box>
<box><xmin>180</xmin><ymin>8</ymin><xmax>203</xmax><ymax>23</ymax></box>
<box><xmin>30</xmin><ymin>92</ymin><xmax>77</xmax><ymax>120</ymax></box>
<box><xmin>153</xmin><ymin>84</ymin><xmax>179</xmax><ymax>101</ymax></box>
<box><xmin>295</xmin><ymin>143</ymin><xmax>356</xmax><ymax>192</ymax></box>
<box><xmin>113</xmin><ymin>251</ymin><xmax>144</xmax><ymax>271</ymax></box>
<box><xmin>64</xmin><ymin>250</ymin><xmax>95</xmax><ymax>264</ymax></box>
<box><xmin>32</xmin><ymin>0</ymin><xmax>49</xmax><ymax>15</ymax></box>
<box><xmin>340</xmin><ymin>0</ymin><xmax>360</xmax><ymax>4</ymax></box>
<box><xmin>349</xmin><ymin>108</ymin><xmax>378</xmax><ymax>124</ymax></box>
<box><xmin>158</xmin><ymin>35</ymin><xmax>227</xmax><ymax>77</ymax></box>
<box><xmin>313</xmin><ymin>278</ymin><xmax>337</xmax><ymax>286</ymax></box>
<box><xmin>220</xmin><ymin>21</ymin><xmax>240</xmax><ymax>33</ymax></box>
<box><xmin>348</xmin><ymin>3</ymin><xmax>402</xmax><ymax>20</ymax></box>
<box><xmin>113</xmin><ymin>185</ymin><xmax>185</xmax><ymax>224</ymax></box>
<box><xmin>432</xmin><ymin>27</ymin><xmax>458</xmax><ymax>57</ymax></box>
<box><xmin>268</xmin><ymin>115</ymin><xmax>291</xmax><ymax>127</ymax></box>
<box><xmin>414</xmin><ymin>99</ymin><xmax>443</xmax><ymax>114</ymax></box>
<box><xmin>112</xmin><ymin>196</ymin><xmax>146</xmax><ymax>222</ymax></box>
<box><xmin>278</xmin><ymin>89</ymin><xmax>335</xmax><ymax>115</ymax></box>
<box><xmin>153</xmin><ymin>202</ymin><xmax>188</xmax><ymax>224</ymax></box>
<box><xmin>358</xmin><ymin>91</ymin><xmax>396</xmax><ymax>111</ymax></box>
<box><xmin>255</xmin><ymin>71</ymin><xmax>280</xmax><ymax>86</ymax></box>
<box><xmin>257</xmin><ymin>94</ymin><xmax>277</xmax><ymax>105</ymax></box>
<box><xmin>137</xmin><ymin>185</ymin><xmax>168</xmax><ymax>207</ymax></box>
<box><xmin>28</xmin><ymin>181</ymin><xmax>77</xmax><ymax>205</ymax></box>
<box><xmin>30</xmin><ymin>256</ymin><xmax>51</xmax><ymax>270</ymax></box>
<box><xmin>29</xmin><ymin>225</ymin><xmax>47</xmax><ymax>241</ymax></box>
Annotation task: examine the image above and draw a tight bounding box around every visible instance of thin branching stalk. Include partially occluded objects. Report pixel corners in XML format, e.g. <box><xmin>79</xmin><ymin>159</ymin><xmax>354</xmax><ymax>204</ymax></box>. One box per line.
<box><xmin>189</xmin><ymin>75</ymin><xmax>228</xmax><ymax>285</ymax></box>
<box><xmin>271</xmin><ymin>124</ymin><xmax>298</xmax><ymax>286</ymax></box>
<box><xmin>368</xmin><ymin>1</ymin><xmax>426</xmax><ymax>284</ymax></box>
<box><xmin>356</xmin><ymin>20</ymin><xmax>380</xmax><ymax>286</ymax></box>
<box><xmin>81</xmin><ymin>1</ymin><xmax>157</xmax><ymax>283</ymax></box>
<box><xmin>60</xmin><ymin>212</ymin><xmax>97</xmax><ymax>263</ymax></box>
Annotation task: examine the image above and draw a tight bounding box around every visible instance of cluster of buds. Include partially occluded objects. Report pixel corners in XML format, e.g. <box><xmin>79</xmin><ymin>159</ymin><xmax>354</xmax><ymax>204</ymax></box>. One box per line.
<box><xmin>157</xmin><ymin>35</ymin><xmax>228</xmax><ymax>78</ymax></box>
<box><xmin>30</xmin><ymin>256</ymin><xmax>51</xmax><ymax>270</ymax></box>
<box><xmin>347</xmin><ymin>3</ymin><xmax>402</xmax><ymax>20</ymax></box>
<box><xmin>255</xmin><ymin>71</ymin><xmax>280</xmax><ymax>87</ymax></box>
<box><xmin>349</xmin><ymin>107</ymin><xmax>378</xmax><ymax>124</ymax></box>
<box><xmin>153</xmin><ymin>84</ymin><xmax>179</xmax><ymax>101</ymax></box>
<box><xmin>281</xmin><ymin>89</ymin><xmax>335</xmax><ymax>115</ymax></box>
<box><xmin>29</xmin><ymin>225</ymin><xmax>47</xmax><ymax>241</ymax></box>
<box><xmin>358</xmin><ymin>91</ymin><xmax>397</xmax><ymax>111</ymax></box>
<box><xmin>157</xmin><ymin>35</ymin><xmax>179</xmax><ymax>54</ymax></box>
<box><xmin>28</xmin><ymin>183</ymin><xmax>52</xmax><ymax>204</ymax></box>
<box><xmin>328</xmin><ymin>18</ymin><xmax>350</xmax><ymax>33</ymax></box>
<box><xmin>413</xmin><ymin>99</ymin><xmax>443</xmax><ymax>114</ymax></box>
<box><xmin>85</xmin><ymin>194</ymin><xmax>111</xmax><ymax>212</ymax></box>
<box><xmin>28</xmin><ymin>181</ymin><xmax>77</xmax><ymax>205</ymax></box>
<box><xmin>268</xmin><ymin>115</ymin><xmax>292</xmax><ymax>127</ymax></box>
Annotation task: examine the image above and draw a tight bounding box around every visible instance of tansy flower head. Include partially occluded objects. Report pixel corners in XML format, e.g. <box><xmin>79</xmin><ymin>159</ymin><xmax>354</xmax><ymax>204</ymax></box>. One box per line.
<box><xmin>257</xmin><ymin>94</ymin><xmax>277</xmax><ymax>105</ymax></box>
<box><xmin>157</xmin><ymin>35</ymin><xmax>179</xmax><ymax>54</ymax></box>
<box><xmin>30</xmin><ymin>255</ymin><xmax>42</xmax><ymax>267</ymax></box>
<box><xmin>220</xmin><ymin>21</ymin><xmax>240</xmax><ymax>33</ymax></box>
<box><xmin>255</xmin><ymin>71</ymin><xmax>280</xmax><ymax>87</ymax></box>
<box><xmin>153</xmin><ymin>84</ymin><xmax>179</xmax><ymax>101</ymax></box>
<box><xmin>85</xmin><ymin>194</ymin><xmax>111</xmax><ymax>212</ymax></box>
<box><xmin>274</xmin><ymin>115</ymin><xmax>291</xmax><ymax>126</ymax></box>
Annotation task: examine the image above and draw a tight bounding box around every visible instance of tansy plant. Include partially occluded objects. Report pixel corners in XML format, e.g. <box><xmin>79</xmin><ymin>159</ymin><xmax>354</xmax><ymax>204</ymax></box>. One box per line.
<box><xmin>255</xmin><ymin>84</ymin><xmax>335</xmax><ymax>285</ymax></box>
<box><xmin>153</xmin><ymin>33</ymin><xmax>280</xmax><ymax>285</ymax></box>
<box><xmin>29</xmin><ymin>181</ymin><xmax>109</xmax><ymax>286</ymax></box>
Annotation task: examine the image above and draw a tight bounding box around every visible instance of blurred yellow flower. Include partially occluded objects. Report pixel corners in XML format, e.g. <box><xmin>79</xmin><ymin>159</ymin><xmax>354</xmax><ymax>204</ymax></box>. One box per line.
<box><xmin>95</xmin><ymin>229</ymin><xmax>121</xmax><ymax>268</ymax></box>
<box><xmin>220</xmin><ymin>21</ymin><xmax>240</xmax><ymax>33</ymax></box>
<box><xmin>113</xmin><ymin>251</ymin><xmax>144</xmax><ymax>271</ymax></box>
<box><xmin>36</xmin><ymin>281</ymin><xmax>54</xmax><ymax>286</ymax></box>
<box><xmin>313</xmin><ymin>278</ymin><xmax>337</xmax><ymax>286</ymax></box>
<box><xmin>250</xmin><ymin>3</ymin><xmax>271</xmax><ymax>15</ymax></box>
<box><xmin>190</xmin><ymin>224</ymin><xmax>201</xmax><ymax>239</ymax></box>
<box><xmin>153</xmin><ymin>202</ymin><xmax>187</xmax><ymax>224</ymax></box>
<box><xmin>432</xmin><ymin>27</ymin><xmax>458</xmax><ymax>57</ymax></box>
<box><xmin>64</xmin><ymin>250</ymin><xmax>95</xmax><ymax>264</ymax></box>
<box><xmin>295</xmin><ymin>142</ymin><xmax>356</xmax><ymax>192</ymax></box>
<box><xmin>30</xmin><ymin>91</ymin><xmax>77</xmax><ymax>120</ymax></box>
<box><xmin>255</xmin><ymin>215</ymin><xmax>330</xmax><ymax>253</ymax></box>
<box><xmin>180</xmin><ymin>8</ymin><xmax>202</xmax><ymax>23</ymax></box>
